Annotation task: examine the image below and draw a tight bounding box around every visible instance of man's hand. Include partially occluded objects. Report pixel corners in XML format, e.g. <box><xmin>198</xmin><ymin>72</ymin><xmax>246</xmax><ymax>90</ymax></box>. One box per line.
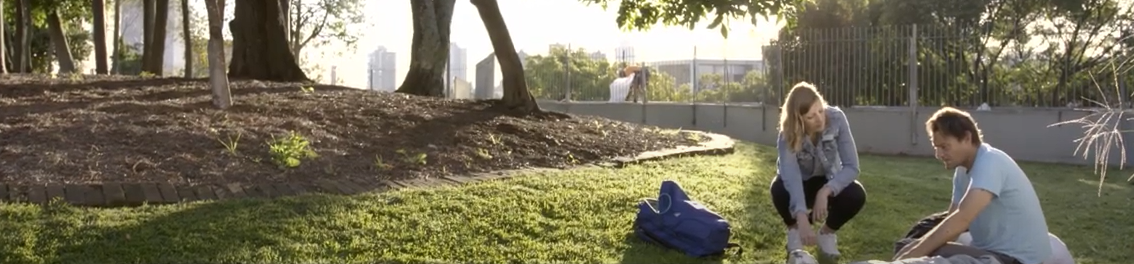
<box><xmin>894</xmin><ymin>240</ymin><xmax>923</xmax><ymax>260</ymax></box>
<box><xmin>894</xmin><ymin>242</ymin><xmax>924</xmax><ymax>260</ymax></box>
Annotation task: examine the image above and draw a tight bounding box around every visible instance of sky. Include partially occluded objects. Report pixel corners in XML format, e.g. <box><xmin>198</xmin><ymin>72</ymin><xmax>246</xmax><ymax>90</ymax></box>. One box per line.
<box><xmin>324</xmin><ymin>0</ymin><xmax>784</xmax><ymax>89</ymax></box>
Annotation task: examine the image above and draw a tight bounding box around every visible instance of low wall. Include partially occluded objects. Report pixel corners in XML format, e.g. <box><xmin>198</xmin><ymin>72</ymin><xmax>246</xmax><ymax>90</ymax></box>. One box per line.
<box><xmin>540</xmin><ymin>101</ymin><xmax>1131</xmax><ymax>166</ymax></box>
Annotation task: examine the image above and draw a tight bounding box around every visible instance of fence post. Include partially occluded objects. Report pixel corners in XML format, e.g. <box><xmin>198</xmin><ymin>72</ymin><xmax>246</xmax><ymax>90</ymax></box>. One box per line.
<box><xmin>908</xmin><ymin>25</ymin><xmax>920</xmax><ymax>146</ymax></box>
<box><xmin>564</xmin><ymin>45</ymin><xmax>572</xmax><ymax>101</ymax></box>
<box><xmin>690</xmin><ymin>46</ymin><xmax>698</xmax><ymax>127</ymax></box>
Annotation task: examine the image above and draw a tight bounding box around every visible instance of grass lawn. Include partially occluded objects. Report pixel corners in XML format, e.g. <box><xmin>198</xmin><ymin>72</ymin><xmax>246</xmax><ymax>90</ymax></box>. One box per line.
<box><xmin>0</xmin><ymin>143</ymin><xmax>1130</xmax><ymax>264</ymax></box>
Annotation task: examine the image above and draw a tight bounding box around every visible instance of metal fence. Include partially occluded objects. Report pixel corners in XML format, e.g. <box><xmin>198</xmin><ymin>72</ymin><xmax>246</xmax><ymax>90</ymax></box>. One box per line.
<box><xmin>521</xmin><ymin>25</ymin><xmax>1131</xmax><ymax>108</ymax></box>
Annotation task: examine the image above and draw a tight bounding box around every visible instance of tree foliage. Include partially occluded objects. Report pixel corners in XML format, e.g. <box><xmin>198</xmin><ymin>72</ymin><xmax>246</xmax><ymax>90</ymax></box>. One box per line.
<box><xmin>286</xmin><ymin>0</ymin><xmax>365</xmax><ymax>60</ymax></box>
<box><xmin>2</xmin><ymin>0</ymin><xmax>92</xmax><ymax>73</ymax></box>
<box><xmin>580</xmin><ymin>0</ymin><xmax>799</xmax><ymax>38</ymax></box>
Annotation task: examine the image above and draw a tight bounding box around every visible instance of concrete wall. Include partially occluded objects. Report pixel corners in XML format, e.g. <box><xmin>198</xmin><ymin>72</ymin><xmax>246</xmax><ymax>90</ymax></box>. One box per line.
<box><xmin>540</xmin><ymin>101</ymin><xmax>1130</xmax><ymax>165</ymax></box>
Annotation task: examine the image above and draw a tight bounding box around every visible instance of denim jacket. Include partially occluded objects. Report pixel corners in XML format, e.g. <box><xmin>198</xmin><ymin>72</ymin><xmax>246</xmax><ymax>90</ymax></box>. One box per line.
<box><xmin>775</xmin><ymin>106</ymin><xmax>861</xmax><ymax>218</ymax></box>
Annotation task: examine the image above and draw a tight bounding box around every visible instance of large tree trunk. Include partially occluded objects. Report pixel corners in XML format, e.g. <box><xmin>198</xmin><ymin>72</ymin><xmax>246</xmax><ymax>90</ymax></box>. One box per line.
<box><xmin>0</xmin><ymin>0</ymin><xmax>6</xmax><ymax>74</ymax></box>
<box><xmin>147</xmin><ymin>0</ymin><xmax>170</xmax><ymax>75</ymax></box>
<box><xmin>395</xmin><ymin>0</ymin><xmax>455</xmax><ymax>96</ymax></box>
<box><xmin>182</xmin><ymin>0</ymin><xmax>192</xmax><ymax>78</ymax></box>
<box><xmin>112</xmin><ymin>0</ymin><xmax>121</xmax><ymax>74</ymax></box>
<box><xmin>15</xmin><ymin>0</ymin><xmax>29</xmax><ymax>73</ymax></box>
<box><xmin>204</xmin><ymin>0</ymin><xmax>232</xmax><ymax>108</ymax></box>
<box><xmin>228</xmin><ymin>0</ymin><xmax>308</xmax><ymax>82</ymax></box>
<box><xmin>279</xmin><ymin>0</ymin><xmax>289</xmax><ymax>42</ymax></box>
<box><xmin>142</xmin><ymin>0</ymin><xmax>155</xmax><ymax>72</ymax></box>
<box><xmin>92</xmin><ymin>0</ymin><xmax>109</xmax><ymax>74</ymax></box>
<box><xmin>471</xmin><ymin>0</ymin><xmax>540</xmax><ymax>113</ymax></box>
<box><xmin>47</xmin><ymin>11</ymin><xmax>77</xmax><ymax>74</ymax></box>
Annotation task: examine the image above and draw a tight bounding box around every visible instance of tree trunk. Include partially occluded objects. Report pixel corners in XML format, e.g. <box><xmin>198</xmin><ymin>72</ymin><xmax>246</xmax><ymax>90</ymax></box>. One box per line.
<box><xmin>395</xmin><ymin>0</ymin><xmax>455</xmax><ymax>96</ymax></box>
<box><xmin>147</xmin><ymin>0</ymin><xmax>170</xmax><ymax>75</ymax></box>
<box><xmin>279</xmin><ymin>0</ymin><xmax>289</xmax><ymax>42</ymax></box>
<box><xmin>142</xmin><ymin>0</ymin><xmax>155</xmax><ymax>72</ymax></box>
<box><xmin>182</xmin><ymin>0</ymin><xmax>192</xmax><ymax>77</ymax></box>
<box><xmin>0</xmin><ymin>0</ymin><xmax>6</xmax><ymax>74</ymax></box>
<box><xmin>92</xmin><ymin>0</ymin><xmax>109</xmax><ymax>74</ymax></box>
<box><xmin>204</xmin><ymin>0</ymin><xmax>232</xmax><ymax>108</ymax></box>
<box><xmin>47</xmin><ymin>11</ymin><xmax>77</xmax><ymax>74</ymax></box>
<box><xmin>228</xmin><ymin>0</ymin><xmax>308</xmax><ymax>82</ymax></box>
<box><xmin>15</xmin><ymin>0</ymin><xmax>29</xmax><ymax>73</ymax></box>
<box><xmin>471</xmin><ymin>0</ymin><xmax>540</xmax><ymax>113</ymax></box>
<box><xmin>112</xmin><ymin>0</ymin><xmax>121</xmax><ymax>74</ymax></box>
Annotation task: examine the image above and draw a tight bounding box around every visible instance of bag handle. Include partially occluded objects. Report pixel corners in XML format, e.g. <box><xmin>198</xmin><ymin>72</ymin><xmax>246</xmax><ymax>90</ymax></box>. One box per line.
<box><xmin>656</xmin><ymin>193</ymin><xmax>672</xmax><ymax>214</ymax></box>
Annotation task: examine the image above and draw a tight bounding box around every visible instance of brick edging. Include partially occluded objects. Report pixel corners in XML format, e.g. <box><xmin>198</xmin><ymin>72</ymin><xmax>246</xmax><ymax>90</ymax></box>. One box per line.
<box><xmin>0</xmin><ymin>131</ymin><xmax>735</xmax><ymax>207</ymax></box>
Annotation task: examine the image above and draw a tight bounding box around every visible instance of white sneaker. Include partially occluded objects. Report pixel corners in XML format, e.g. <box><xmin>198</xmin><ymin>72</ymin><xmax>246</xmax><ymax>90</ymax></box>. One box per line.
<box><xmin>817</xmin><ymin>232</ymin><xmax>841</xmax><ymax>257</ymax></box>
<box><xmin>786</xmin><ymin>228</ymin><xmax>804</xmax><ymax>252</ymax></box>
<box><xmin>787</xmin><ymin>249</ymin><xmax>819</xmax><ymax>264</ymax></box>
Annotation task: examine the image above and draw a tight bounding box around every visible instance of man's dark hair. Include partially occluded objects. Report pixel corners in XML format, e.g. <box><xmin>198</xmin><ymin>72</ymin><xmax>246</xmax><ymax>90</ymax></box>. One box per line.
<box><xmin>926</xmin><ymin>107</ymin><xmax>982</xmax><ymax>145</ymax></box>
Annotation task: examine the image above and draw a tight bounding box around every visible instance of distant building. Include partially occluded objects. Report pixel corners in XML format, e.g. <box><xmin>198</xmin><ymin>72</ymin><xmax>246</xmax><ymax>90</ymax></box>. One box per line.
<box><xmin>648</xmin><ymin>59</ymin><xmax>765</xmax><ymax>92</ymax></box>
<box><xmin>474</xmin><ymin>51</ymin><xmax>529</xmax><ymax>100</ymax></box>
<box><xmin>445</xmin><ymin>42</ymin><xmax>469</xmax><ymax>96</ymax></box>
<box><xmin>589</xmin><ymin>51</ymin><xmax>607</xmax><ymax>61</ymax></box>
<box><xmin>368</xmin><ymin>46</ymin><xmax>397</xmax><ymax>91</ymax></box>
<box><xmin>518</xmin><ymin>50</ymin><xmax>529</xmax><ymax>68</ymax></box>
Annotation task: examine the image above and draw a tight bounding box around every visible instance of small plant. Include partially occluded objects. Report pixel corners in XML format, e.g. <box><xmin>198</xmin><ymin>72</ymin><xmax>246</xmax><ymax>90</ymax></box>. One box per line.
<box><xmin>475</xmin><ymin>148</ymin><xmax>493</xmax><ymax>160</ymax></box>
<box><xmin>566</xmin><ymin>152</ymin><xmax>580</xmax><ymax>164</ymax></box>
<box><xmin>373</xmin><ymin>155</ymin><xmax>392</xmax><ymax>170</ymax></box>
<box><xmin>214</xmin><ymin>130</ymin><xmax>242</xmax><ymax>155</ymax></box>
<box><xmin>300</xmin><ymin>86</ymin><xmax>315</xmax><ymax>93</ymax></box>
<box><xmin>487</xmin><ymin>133</ymin><xmax>502</xmax><ymax>145</ymax></box>
<box><xmin>395</xmin><ymin>149</ymin><xmax>428</xmax><ymax>165</ymax></box>
<box><xmin>267</xmin><ymin>131</ymin><xmax>318</xmax><ymax>168</ymax></box>
<box><xmin>139</xmin><ymin>71</ymin><xmax>156</xmax><ymax>78</ymax></box>
<box><xmin>67</xmin><ymin>73</ymin><xmax>83</xmax><ymax>82</ymax></box>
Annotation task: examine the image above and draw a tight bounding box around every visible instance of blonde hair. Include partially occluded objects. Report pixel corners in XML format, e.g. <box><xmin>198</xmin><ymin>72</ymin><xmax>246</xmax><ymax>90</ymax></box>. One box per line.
<box><xmin>778</xmin><ymin>82</ymin><xmax>828</xmax><ymax>153</ymax></box>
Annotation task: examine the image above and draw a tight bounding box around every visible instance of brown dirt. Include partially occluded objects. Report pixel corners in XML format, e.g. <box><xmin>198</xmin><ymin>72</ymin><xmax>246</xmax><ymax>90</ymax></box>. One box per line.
<box><xmin>0</xmin><ymin>74</ymin><xmax>704</xmax><ymax>185</ymax></box>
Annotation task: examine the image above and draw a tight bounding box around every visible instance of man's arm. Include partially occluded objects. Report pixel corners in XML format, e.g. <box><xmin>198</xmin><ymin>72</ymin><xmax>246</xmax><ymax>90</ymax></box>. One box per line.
<box><xmin>901</xmin><ymin>156</ymin><xmax>1005</xmax><ymax>259</ymax></box>
<box><xmin>947</xmin><ymin>169</ymin><xmax>966</xmax><ymax>214</ymax></box>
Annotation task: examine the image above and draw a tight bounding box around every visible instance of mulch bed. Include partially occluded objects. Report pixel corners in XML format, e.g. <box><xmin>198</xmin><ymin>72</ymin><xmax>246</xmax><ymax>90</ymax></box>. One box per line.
<box><xmin>0</xmin><ymin>74</ymin><xmax>703</xmax><ymax>186</ymax></box>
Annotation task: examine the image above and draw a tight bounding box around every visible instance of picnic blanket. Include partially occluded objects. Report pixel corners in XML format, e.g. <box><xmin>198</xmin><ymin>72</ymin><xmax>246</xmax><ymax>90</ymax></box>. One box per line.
<box><xmin>849</xmin><ymin>254</ymin><xmax>1003</xmax><ymax>264</ymax></box>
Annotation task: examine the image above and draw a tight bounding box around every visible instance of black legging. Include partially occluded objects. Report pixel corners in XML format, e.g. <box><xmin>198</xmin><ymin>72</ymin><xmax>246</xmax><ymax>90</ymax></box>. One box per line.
<box><xmin>770</xmin><ymin>176</ymin><xmax>866</xmax><ymax>231</ymax></box>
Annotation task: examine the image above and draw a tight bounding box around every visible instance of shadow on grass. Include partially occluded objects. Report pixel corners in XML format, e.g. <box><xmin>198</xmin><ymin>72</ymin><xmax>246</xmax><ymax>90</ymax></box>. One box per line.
<box><xmin>616</xmin><ymin>232</ymin><xmax>726</xmax><ymax>264</ymax></box>
<box><xmin>41</xmin><ymin>195</ymin><xmax>355</xmax><ymax>264</ymax></box>
<box><xmin>734</xmin><ymin>145</ymin><xmax>789</xmax><ymax>261</ymax></box>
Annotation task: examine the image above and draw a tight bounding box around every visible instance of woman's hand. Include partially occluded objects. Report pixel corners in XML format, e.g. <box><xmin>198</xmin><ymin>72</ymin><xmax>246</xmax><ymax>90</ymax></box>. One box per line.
<box><xmin>812</xmin><ymin>196</ymin><xmax>828</xmax><ymax>222</ymax></box>
<box><xmin>812</xmin><ymin>186</ymin><xmax>833</xmax><ymax>222</ymax></box>
<box><xmin>796</xmin><ymin>213</ymin><xmax>817</xmax><ymax>246</ymax></box>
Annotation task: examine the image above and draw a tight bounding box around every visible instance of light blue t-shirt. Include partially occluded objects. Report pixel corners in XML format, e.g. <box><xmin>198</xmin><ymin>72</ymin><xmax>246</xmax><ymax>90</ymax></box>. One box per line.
<box><xmin>951</xmin><ymin>143</ymin><xmax>1051</xmax><ymax>264</ymax></box>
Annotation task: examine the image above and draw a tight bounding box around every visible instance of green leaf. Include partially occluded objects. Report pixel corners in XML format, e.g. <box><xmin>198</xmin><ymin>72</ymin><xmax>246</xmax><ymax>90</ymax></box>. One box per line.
<box><xmin>709</xmin><ymin>14</ymin><xmax>724</xmax><ymax>29</ymax></box>
<box><xmin>720</xmin><ymin>25</ymin><xmax>729</xmax><ymax>38</ymax></box>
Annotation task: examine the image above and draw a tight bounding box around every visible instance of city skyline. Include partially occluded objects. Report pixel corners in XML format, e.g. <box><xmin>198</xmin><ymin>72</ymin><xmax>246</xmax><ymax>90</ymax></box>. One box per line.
<box><xmin>324</xmin><ymin>0</ymin><xmax>782</xmax><ymax>90</ymax></box>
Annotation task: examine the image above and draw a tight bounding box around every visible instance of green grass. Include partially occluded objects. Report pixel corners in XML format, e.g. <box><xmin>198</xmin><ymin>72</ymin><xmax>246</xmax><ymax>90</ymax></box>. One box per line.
<box><xmin>0</xmin><ymin>143</ymin><xmax>1130</xmax><ymax>264</ymax></box>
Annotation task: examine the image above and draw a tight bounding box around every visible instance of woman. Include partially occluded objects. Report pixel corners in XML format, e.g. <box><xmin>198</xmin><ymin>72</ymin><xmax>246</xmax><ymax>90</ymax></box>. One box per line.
<box><xmin>771</xmin><ymin>82</ymin><xmax>867</xmax><ymax>260</ymax></box>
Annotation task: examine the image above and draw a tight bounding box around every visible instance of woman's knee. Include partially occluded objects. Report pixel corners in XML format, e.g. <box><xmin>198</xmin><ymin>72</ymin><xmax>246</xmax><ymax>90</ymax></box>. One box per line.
<box><xmin>769</xmin><ymin>177</ymin><xmax>790</xmax><ymax>199</ymax></box>
<box><xmin>836</xmin><ymin>180</ymin><xmax>867</xmax><ymax>203</ymax></box>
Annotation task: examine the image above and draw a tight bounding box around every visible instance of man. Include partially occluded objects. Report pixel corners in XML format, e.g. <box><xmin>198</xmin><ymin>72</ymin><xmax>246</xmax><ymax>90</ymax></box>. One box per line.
<box><xmin>894</xmin><ymin>107</ymin><xmax>1051</xmax><ymax>264</ymax></box>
